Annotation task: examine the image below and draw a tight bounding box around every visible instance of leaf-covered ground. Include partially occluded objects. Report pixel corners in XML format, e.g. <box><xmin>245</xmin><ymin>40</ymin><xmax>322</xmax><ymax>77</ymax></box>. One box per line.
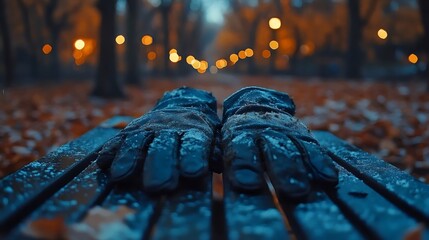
<box><xmin>1</xmin><ymin>74</ymin><xmax>428</xmax><ymax>181</ymax></box>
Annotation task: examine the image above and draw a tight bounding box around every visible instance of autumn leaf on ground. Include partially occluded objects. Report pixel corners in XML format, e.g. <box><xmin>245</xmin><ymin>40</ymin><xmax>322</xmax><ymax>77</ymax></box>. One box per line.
<box><xmin>21</xmin><ymin>217</ymin><xmax>66</xmax><ymax>240</ymax></box>
<box><xmin>403</xmin><ymin>224</ymin><xmax>425</xmax><ymax>240</ymax></box>
<box><xmin>66</xmin><ymin>205</ymin><xmax>139</xmax><ymax>240</ymax></box>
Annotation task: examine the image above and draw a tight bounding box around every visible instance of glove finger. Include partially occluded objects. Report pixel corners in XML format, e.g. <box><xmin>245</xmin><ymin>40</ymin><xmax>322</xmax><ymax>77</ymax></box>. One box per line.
<box><xmin>261</xmin><ymin>133</ymin><xmax>311</xmax><ymax>199</ymax></box>
<box><xmin>292</xmin><ymin>138</ymin><xmax>339</xmax><ymax>184</ymax></box>
<box><xmin>225</xmin><ymin>132</ymin><xmax>264</xmax><ymax>192</ymax></box>
<box><xmin>143</xmin><ymin>131</ymin><xmax>180</xmax><ymax>192</ymax></box>
<box><xmin>179</xmin><ymin>130</ymin><xmax>210</xmax><ymax>178</ymax></box>
<box><xmin>110</xmin><ymin>131</ymin><xmax>153</xmax><ymax>182</ymax></box>
<box><xmin>96</xmin><ymin>135</ymin><xmax>125</xmax><ymax>170</ymax></box>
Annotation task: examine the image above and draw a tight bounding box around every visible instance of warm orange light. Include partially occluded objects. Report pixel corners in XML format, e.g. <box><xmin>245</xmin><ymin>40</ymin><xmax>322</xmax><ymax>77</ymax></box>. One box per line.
<box><xmin>169</xmin><ymin>48</ymin><xmax>177</xmax><ymax>54</ymax></box>
<box><xmin>238</xmin><ymin>50</ymin><xmax>246</xmax><ymax>59</ymax></box>
<box><xmin>74</xmin><ymin>39</ymin><xmax>85</xmax><ymax>50</ymax></box>
<box><xmin>147</xmin><ymin>51</ymin><xmax>157</xmax><ymax>60</ymax></box>
<box><xmin>269</xmin><ymin>40</ymin><xmax>279</xmax><ymax>50</ymax></box>
<box><xmin>245</xmin><ymin>48</ymin><xmax>254</xmax><ymax>57</ymax></box>
<box><xmin>262</xmin><ymin>50</ymin><xmax>271</xmax><ymax>58</ymax></box>
<box><xmin>116</xmin><ymin>35</ymin><xmax>125</xmax><ymax>45</ymax></box>
<box><xmin>73</xmin><ymin>50</ymin><xmax>83</xmax><ymax>59</ymax></box>
<box><xmin>230</xmin><ymin>53</ymin><xmax>239</xmax><ymax>63</ymax></box>
<box><xmin>192</xmin><ymin>60</ymin><xmax>201</xmax><ymax>69</ymax></box>
<box><xmin>42</xmin><ymin>44</ymin><xmax>52</xmax><ymax>55</ymax></box>
<box><xmin>75</xmin><ymin>58</ymin><xmax>84</xmax><ymax>66</ymax></box>
<box><xmin>408</xmin><ymin>54</ymin><xmax>418</xmax><ymax>64</ymax></box>
<box><xmin>377</xmin><ymin>29</ymin><xmax>388</xmax><ymax>40</ymax></box>
<box><xmin>186</xmin><ymin>56</ymin><xmax>195</xmax><ymax>64</ymax></box>
<box><xmin>169</xmin><ymin>52</ymin><xmax>180</xmax><ymax>63</ymax></box>
<box><xmin>269</xmin><ymin>17</ymin><xmax>281</xmax><ymax>30</ymax></box>
<box><xmin>197</xmin><ymin>68</ymin><xmax>206</xmax><ymax>74</ymax></box>
<box><xmin>200</xmin><ymin>60</ymin><xmax>209</xmax><ymax>70</ymax></box>
<box><xmin>300</xmin><ymin>44</ymin><xmax>311</xmax><ymax>55</ymax></box>
<box><xmin>210</xmin><ymin>66</ymin><xmax>218</xmax><ymax>74</ymax></box>
<box><xmin>216</xmin><ymin>59</ymin><xmax>227</xmax><ymax>69</ymax></box>
<box><xmin>141</xmin><ymin>35</ymin><xmax>153</xmax><ymax>45</ymax></box>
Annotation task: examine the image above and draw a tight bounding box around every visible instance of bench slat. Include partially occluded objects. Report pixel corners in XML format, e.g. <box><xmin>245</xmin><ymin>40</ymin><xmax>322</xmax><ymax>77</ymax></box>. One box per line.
<box><xmin>151</xmin><ymin>178</ymin><xmax>212</xmax><ymax>240</ymax></box>
<box><xmin>0</xmin><ymin>116</ymin><xmax>133</xmax><ymax>233</ymax></box>
<box><xmin>223</xmin><ymin>176</ymin><xmax>290</xmax><ymax>240</ymax></box>
<box><xmin>314</xmin><ymin>131</ymin><xmax>429</xmax><ymax>224</ymax></box>
<box><xmin>280</xmin><ymin>189</ymin><xmax>363</xmax><ymax>240</ymax></box>
<box><xmin>328</xmin><ymin>163</ymin><xmax>419</xmax><ymax>239</ymax></box>
<box><xmin>102</xmin><ymin>188</ymin><xmax>157</xmax><ymax>239</ymax></box>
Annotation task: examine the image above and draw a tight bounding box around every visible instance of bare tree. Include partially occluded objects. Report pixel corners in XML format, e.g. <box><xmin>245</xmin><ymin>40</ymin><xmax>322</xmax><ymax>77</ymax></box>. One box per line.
<box><xmin>418</xmin><ymin>0</ymin><xmax>429</xmax><ymax>91</ymax></box>
<box><xmin>346</xmin><ymin>0</ymin><xmax>378</xmax><ymax>79</ymax></box>
<box><xmin>0</xmin><ymin>0</ymin><xmax>14</xmax><ymax>87</ymax></box>
<box><xmin>44</xmin><ymin>0</ymin><xmax>83</xmax><ymax>80</ymax></box>
<box><xmin>125</xmin><ymin>0</ymin><xmax>139</xmax><ymax>85</ymax></box>
<box><xmin>16</xmin><ymin>0</ymin><xmax>39</xmax><ymax>79</ymax></box>
<box><xmin>160</xmin><ymin>0</ymin><xmax>173</xmax><ymax>76</ymax></box>
<box><xmin>92</xmin><ymin>0</ymin><xmax>125</xmax><ymax>98</ymax></box>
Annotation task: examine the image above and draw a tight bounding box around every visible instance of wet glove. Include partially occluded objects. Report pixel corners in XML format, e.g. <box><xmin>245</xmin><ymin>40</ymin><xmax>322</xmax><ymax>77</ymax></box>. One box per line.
<box><xmin>222</xmin><ymin>86</ymin><xmax>338</xmax><ymax>199</ymax></box>
<box><xmin>96</xmin><ymin>87</ymin><xmax>221</xmax><ymax>193</ymax></box>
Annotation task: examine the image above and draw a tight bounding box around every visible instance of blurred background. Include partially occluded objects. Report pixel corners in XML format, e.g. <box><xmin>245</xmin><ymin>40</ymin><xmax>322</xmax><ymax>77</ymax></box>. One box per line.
<box><xmin>0</xmin><ymin>0</ymin><xmax>428</xmax><ymax>180</ymax></box>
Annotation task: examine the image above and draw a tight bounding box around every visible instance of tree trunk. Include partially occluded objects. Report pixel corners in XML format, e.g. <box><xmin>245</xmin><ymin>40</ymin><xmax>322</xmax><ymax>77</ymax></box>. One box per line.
<box><xmin>418</xmin><ymin>0</ymin><xmax>429</xmax><ymax>91</ymax></box>
<box><xmin>92</xmin><ymin>0</ymin><xmax>125</xmax><ymax>98</ymax></box>
<box><xmin>161</xmin><ymin>6</ymin><xmax>171</xmax><ymax>76</ymax></box>
<box><xmin>50</xmin><ymin>31</ymin><xmax>61</xmax><ymax>81</ymax></box>
<box><xmin>17</xmin><ymin>0</ymin><xmax>39</xmax><ymax>80</ymax></box>
<box><xmin>125</xmin><ymin>0</ymin><xmax>139</xmax><ymax>85</ymax></box>
<box><xmin>0</xmin><ymin>0</ymin><xmax>14</xmax><ymax>87</ymax></box>
<box><xmin>346</xmin><ymin>0</ymin><xmax>363</xmax><ymax>79</ymax></box>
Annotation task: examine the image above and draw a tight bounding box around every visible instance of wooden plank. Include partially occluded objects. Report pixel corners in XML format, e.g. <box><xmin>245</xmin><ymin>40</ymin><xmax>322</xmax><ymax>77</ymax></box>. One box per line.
<box><xmin>280</xmin><ymin>189</ymin><xmax>363</xmax><ymax>240</ymax></box>
<box><xmin>101</xmin><ymin>187</ymin><xmax>158</xmax><ymax>239</ymax></box>
<box><xmin>0</xmin><ymin>116</ymin><xmax>133</xmax><ymax>233</ymax></box>
<box><xmin>223</xmin><ymin>175</ymin><xmax>290</xmax><ymax>240</ymax></box>
<box><xmin>314</xmin><ymin>131</ymin><xmax>429</xmax><ymax>224</ymax></box>
<box><xmin>326</xmin><ymin>163</ymin><xmax>419</xmax><ymax>239</ymax></box>
<box><xmin>5</xmin><ymin>162</ymin><xmax>110</xmax><ymax>239</ymax></box>
<box><xmin>150</xmin><ymin>177</ymin><xmax>213</xmax><ymax>240</ymax></box>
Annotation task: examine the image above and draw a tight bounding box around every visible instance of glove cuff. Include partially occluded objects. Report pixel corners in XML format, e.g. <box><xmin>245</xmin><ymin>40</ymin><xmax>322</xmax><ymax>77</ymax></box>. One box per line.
<box><xmin>155</xmin><ymin>86</ymin><xmax>217</xmax><ymax>111</ymax></box>
<box><xmin>223</xmin><ymin>86</ymin><xmax>296</xmax><ymax>121</ymax></box>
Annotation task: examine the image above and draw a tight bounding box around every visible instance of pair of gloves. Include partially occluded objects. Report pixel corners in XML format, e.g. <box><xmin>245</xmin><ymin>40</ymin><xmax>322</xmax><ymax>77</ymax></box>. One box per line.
<box><xmin>97</xmin><ymin>87</ymin><xmax>338</xmax><ymax>199</ymax></box>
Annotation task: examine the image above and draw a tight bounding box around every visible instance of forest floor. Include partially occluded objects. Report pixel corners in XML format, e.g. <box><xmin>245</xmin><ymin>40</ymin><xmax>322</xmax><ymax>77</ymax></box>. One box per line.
<box><xmin>1</xmin><ymin>74</ymin><xmax>428</xmax><ymax>182</ymax></box>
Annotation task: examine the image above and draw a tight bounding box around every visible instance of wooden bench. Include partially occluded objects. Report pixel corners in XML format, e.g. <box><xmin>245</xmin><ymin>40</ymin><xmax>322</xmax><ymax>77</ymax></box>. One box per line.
<box><xmin>1</xmin><ymin>116</ymin><xmax>429</xmax><ymax>239</ymax></box>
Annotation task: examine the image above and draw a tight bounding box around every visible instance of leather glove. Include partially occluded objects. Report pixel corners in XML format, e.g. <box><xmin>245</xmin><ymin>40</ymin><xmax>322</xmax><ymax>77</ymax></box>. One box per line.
<box><xmin>222</xmin><ymin>87</ymin><xmax>338</xmax><ymax>199</ymax></box>
<box><xmin>96</xmin><ymin>87</ymin><xmax>221</xmax><ymax>193</ymax></box>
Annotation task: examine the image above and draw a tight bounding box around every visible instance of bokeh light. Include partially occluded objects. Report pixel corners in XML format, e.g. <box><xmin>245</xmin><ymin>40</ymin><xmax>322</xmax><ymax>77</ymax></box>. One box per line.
<box><xmin>245</xmin><ymin>48</ymin><xmax>254</xmax><ymax>57</ymax></box>
<box><xmin>269</xmin><ymin>17</ymin><xmax>281</xmax><ymax>30</ymax></box>
<box><xmin>169</xmin><ymin>52</ymin><xmax>180</xmax><ymax>62</ymax></box>
<box><xmin>230</xmin><ymin>53</ymin><xmax>239</xmax><ymax>63</ymax></box>
<box><xmin>186</xmin><ymin>55</ymin><xmax>195</xmax><ymax>64</ymax></box>
<box><xmin>192</xmin><ymin>60</ymin><xmax>201</xmax><ymax>69</ymax></box>
<box><xmin>238</xmin><ymin>50</ymin><xmax>246</xmax><ymax>59</ymax></box>
<box><xmin>141</xmin><ymin>35</ymin><xmax>153</xmax><ymax>45</ymax></box>
<box><xmin>42</xmin><ymin>44</ymin><xmax>52</xmax><ymax>55</ymax></box>
<box><xmin>147</xmin><ymin>51</ymin><xmax>157</xmax><ymax>61</ymax></box>
<box><xmin>269</xmin><ymin>40</ymin><xmax>279</xmax><ymax>50</ymax></box>
<box><xmin>262</xmin><ymin>50</ymin><xmax>271</xmax><ymax>59</ymax></box>
<box><xmin>200</xmin><ymin>60</ymin><xmax>209</xmax><ymax>70</ymax></box>
<box><xmin>209</xmin><ymin>66</ymin><xmax>218</xmax><ymax>74</ymax></box>
<box><xmin>116</xmin><ymin>35</ymin><xmax>125</xmax><ymax>45</ymax></box>
<box><xmin>408</xmin><ymin>54</ymin><xmax>418</xmax><ymax>64</ymax></box>
<box><xmin>74</xmin><ymin>39</ymin><xmax>85</xmax><ymax>50</ymax></box>
<box><xmin>377</xmin><ymin>29</ymin><xmax>388</xmax><ymax>40</ymax></box>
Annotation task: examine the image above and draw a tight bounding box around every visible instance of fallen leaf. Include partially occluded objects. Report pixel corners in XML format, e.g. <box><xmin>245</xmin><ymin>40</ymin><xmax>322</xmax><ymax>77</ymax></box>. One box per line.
<box><xmin>21</xmin><ymin>217</ymin><xmax>66</xmax><ymax>240</ymax></box>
